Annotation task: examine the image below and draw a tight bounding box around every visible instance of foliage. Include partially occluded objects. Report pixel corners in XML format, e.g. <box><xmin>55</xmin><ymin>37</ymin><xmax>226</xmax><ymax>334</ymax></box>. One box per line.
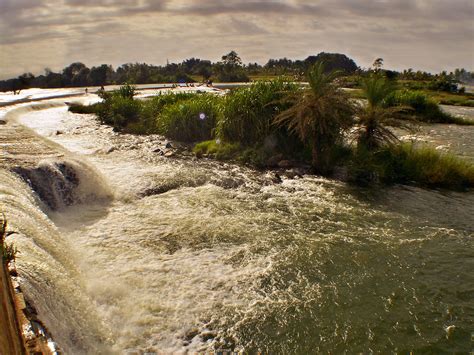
<box><xmin>304</xmin><ymin>52</ymin><xmax>358</xmax><ymax>74</ymax></box>
<box><xmin>193</xmin><ymin>140</ymin><xmax>241</xmax><ymax>160</ymax></box>
<box><xmin>116</xmin><ymin>83</ymin><xmax>136</xmax><ymax>99</ymax></box>
<box><xmin>428</xmin><ymin>75</ymin><xmax>458</xmax><ymax>93</ymax></box>
<box><xmin>95</xmin><ymin>86</ymin><xmax>141</xmax><ymax>130</ymax></box>
<box><xmin>139</xmin><ymin>92</ymin><xmax>199</xmax><ymax>132</ymax></box>
<box><xmin>275</xmin><ymin>62</ymin><xmax>355</xmax><ymax>174</ymax></box>
<box><xmin>217</xmin><ymin>79</ymin><xmax>299</xmax><ymax>145</ymax></box>
<box><xmin>349</xmin><ymin>143</ymin><xmax>474</xmax><ymax>190</ymax></box>
<box><xmin>156</xmin><ymin>94</ymin><xmax>223</xmax><ymax>142</ymax></box>
<box><xmin>68</xmin><ymin>102</ymin><xmax>100</xmax><ymax>114</ymax></box>
<box><xmin>1</xmin><ymin>216</ymin><xmax>17</xmax><ymax>266</ymax></box>
<box><xmin>356</xmin><ymin>74</ymin><xmax>408</xmax><ymax>150</ymax></box>
<box><xmin>384</xmin><ymin>90</ymin><xmax>473</xmax><ymax>124</ymax></box>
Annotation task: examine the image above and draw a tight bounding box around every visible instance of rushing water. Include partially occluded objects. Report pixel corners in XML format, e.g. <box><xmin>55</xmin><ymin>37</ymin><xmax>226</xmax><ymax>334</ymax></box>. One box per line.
<box><xmin>0</xmin><ymin>95</ymin><xmax>473</xmax><ymax>353</ymax></box>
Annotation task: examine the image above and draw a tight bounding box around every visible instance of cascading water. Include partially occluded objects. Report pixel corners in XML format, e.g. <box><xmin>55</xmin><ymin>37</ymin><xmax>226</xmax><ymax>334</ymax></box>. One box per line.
<box><xmin>13</xmin><ymin>159</ymin><xmax>112</xmax><ymax>211</ymax></box>
<box><xmin>1</xmin><ymin>96</ymin><xmax>473</xmax><ymax>353</ymax></box>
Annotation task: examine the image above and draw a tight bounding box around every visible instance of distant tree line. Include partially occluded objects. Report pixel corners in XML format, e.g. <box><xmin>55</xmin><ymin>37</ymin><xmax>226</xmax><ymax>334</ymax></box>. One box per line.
<box><xmin>1</xmin><ymin>50</ymin><xmax>472</xmax><ymax>94</ymax></box>
<box><xmin>0</xmin><ymin>51</ymin><xmax>360</xmax><ymax>93</ymax></box>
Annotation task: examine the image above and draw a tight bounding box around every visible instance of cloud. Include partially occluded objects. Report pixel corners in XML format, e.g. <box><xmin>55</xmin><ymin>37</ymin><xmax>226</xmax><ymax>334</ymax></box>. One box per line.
<box><xmin>0</xmin><ymin>0</ymin><xmax>473</xmax><ymax>79</ymax></box>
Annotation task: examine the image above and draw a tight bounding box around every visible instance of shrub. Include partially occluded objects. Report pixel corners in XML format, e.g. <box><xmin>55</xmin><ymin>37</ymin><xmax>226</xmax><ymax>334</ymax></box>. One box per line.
<box><xmin>68</xmin><ymin>102</ymin><xmax>100</xmax><ymax>114</ymax></box>
<box><xmin>115</xmin><ymin>83</ymin><xmax>136</xmax><ymax>99</ymax></box>
<box><xmin>156</xmin><ymin>94</ymin><xmax>223</xmax><ymax>142</ymax></box>
<box><xmin>98</xmin><ymin>95</ymin><xmax>142</xmax><ymax>129</ymax></box>
<box><xmin>384</xmin><ymin>90</ymin><xmax>465</xmax><ymax>124</ymax></box>
<box><xmin>217</xmin><ymin>79</ymin><xmax>299</xmax><ymax>146</ymax></box>
<box><xmin>193</xmin><ymin>140</ymin><xmax>241</xmax><ymax>160</ymax></box>
<box><xmin>140</xmin><ymin>92</ymin><xmax>199</xmax><ymax>133</ymax></box>
<box><xmin>349</xmin><ymin>143</ymin><xmax>474</xmax><ymax>190</ymax></box>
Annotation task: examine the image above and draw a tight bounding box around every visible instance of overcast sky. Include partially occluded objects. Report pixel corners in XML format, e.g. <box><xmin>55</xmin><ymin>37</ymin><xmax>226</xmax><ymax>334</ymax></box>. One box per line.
<box><xmin>0</xmin><ymin>0</ymin><xmax>473</xmax><ymax>79</ymax></box>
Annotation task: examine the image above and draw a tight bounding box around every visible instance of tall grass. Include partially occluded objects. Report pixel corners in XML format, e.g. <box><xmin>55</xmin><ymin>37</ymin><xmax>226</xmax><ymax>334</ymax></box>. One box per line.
<box><xmin>349</xmin><ymin>143</ymin><xmax>474</xmax><ymax>190</ymax></box>
<box><xmin>384</xmin><ymin>90</ymin><xmax>472</xmax><ymax>125</ymax></box>
<box><xmin>140</xmin><ymin>92</ymin><xmax>199</xmax><ymax>133</ymax></box>
<box><xmin>97</xmin><ymin>96</ymin><xmax>142</xmax><ymax>129</ymax></box>
<box><xmin>156</xmin><ymin>94</ymin><xmax>223</xmax><ymax>142</ymax></box>
<box><xmin>217</xmin><ymin>79</ymin><xmax>299</xmax><ymax>145</ymax></box>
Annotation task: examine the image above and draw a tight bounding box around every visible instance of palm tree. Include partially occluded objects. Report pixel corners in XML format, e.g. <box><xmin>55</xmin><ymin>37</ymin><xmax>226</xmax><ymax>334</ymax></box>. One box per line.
<box><xmin>274</xmin><ymin>61</ymin><xmax>355</xmax><ymax>174</ymax></box>
<box><xmin>356</xmin><ymin>74</ymin><xmax>406</xmax><ymax>150</ymax></box>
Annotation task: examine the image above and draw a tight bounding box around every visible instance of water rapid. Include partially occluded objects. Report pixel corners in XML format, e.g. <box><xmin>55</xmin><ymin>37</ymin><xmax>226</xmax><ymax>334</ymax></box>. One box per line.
<box><xmin>1</xmin><ymin>98</ymin><xmax>473</xmax><ymax>353</ymax></box>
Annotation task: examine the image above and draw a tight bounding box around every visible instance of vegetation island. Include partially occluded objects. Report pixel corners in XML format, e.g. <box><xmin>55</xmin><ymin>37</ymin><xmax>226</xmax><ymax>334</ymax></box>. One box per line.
<box><xmin>3</xmin><ymin>51</ymin><xmax>474</xmax><ymax>190</ymax></box>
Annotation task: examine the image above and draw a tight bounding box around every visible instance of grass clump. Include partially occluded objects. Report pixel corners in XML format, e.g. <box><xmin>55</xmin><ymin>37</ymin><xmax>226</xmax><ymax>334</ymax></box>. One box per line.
<box><xmin>217</xmin><ymin>79</ymin><xmax>299</xmax><ymax>145</ymax></box>
<box><xmin>193</xmin><ymin>140</ymin><xmax>241</xmax><ymax>160</ymax></box>
<box><xmin>193</xmin><ymin>140</ymin><xmax>271</xmax><ymax>167</ymax></box>
<box><xmin>349</xmin><ymin>143</ymin><xmax>474</xmax><ymax>190</ymax></box>
<box><xmin>140</xmin><ymin>92</ymin><xmax>199</xmax><ymax>133</ymax></box>
<box><xmin>156</xmin><ymin>94</ymin><xmax>223</xmax><ymax>142</ymax></box>
<box><xmin>97</xmin><ymin>95</ymin><xmax>142</xmax><ymax>129</ymax></box>
<box><xmin>384</xmin><ymin>90</ymin><xmax>473</xmax><ymax>125</ymax></box>
<box><xmin>1</xmin><ymin>216</ymin><xmax>17</xmax><ymax>266</ymax></box>
<box><xmin>68</xmin><ymin>102</ymin><xmax>100</xmax><ymax>114</ymax></box>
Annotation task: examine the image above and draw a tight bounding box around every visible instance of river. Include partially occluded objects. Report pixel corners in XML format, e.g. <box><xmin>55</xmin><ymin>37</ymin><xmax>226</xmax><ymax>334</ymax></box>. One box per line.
<box><xmin>0</xmin><ymin>92</ymin><xmax>473</xmax><ymax>353</ymax></box>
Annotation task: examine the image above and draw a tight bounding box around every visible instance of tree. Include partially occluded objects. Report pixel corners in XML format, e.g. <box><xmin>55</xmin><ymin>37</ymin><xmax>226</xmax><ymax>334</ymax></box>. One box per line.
<box><xmin>62</xmin><ymin>62</ymin><xmax>87</xmax><ymax>86</ymax></box>
<box><xmin>88</xmin><ymin>64</ymin><xmax>113</xmax><ymax>86</ymax></box>
<box><xmin>275</xmin><ymin>62</ymin><xmax>355</xmax><ymax>174</ymax></box>
<box><xmin>372</xmin><ymin>58</ymin><xmax>384</xmax><ymax>71</ymax></box>
<box><xmin>221</xmin><ymin>50</ymin><xmax>242</xmax><ymax>67</ymax></box>
<box><xmin>304</xmin><ymin>53</ymin><xmax>358</xmax><ymax>74</ymax></box>
<box><xmin>215</xmin><ymin>51</ymin><xmax>249</xmax><ymax>82</ymax></box>
<box><xmin>356</xmin><ymin>74</ymin><xmax>408</xmax><ymax>150</ymax></box>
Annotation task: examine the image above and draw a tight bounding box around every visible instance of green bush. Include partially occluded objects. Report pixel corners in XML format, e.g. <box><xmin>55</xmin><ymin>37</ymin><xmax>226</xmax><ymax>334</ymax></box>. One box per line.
<box><xmin>98</xmin><ymin>95</ymin><xmax>142</xmax><ymax>129</ymax></box>
<box><xmin>68</xmin><ymin>102</ymin><xmax>100</xmax><ymax>114</ymax></box>
<box><xmin>115</xmin><ymin>83</ymin><xmax>136</xmax><ymax>99</ymax></box>
<box><xmin>193</xmin><ymin>140</ymin><xmax>241</xmax><ymax>160</ymax></box>
<box><xmin>193</xmin><ymin>140</ymin><xmax>270</xmax><ymax>167</ymax></box>
<box><xmin>349</xmin><ymin>143</ymin><xmax>474</xmax><ymax>190</ymax></box>
<box><xmin>384</xmin><ymin>90</ymin><xmax>464</xmax><ymax>124</ymax></box>
<box><xmin>140</xmin><ymin>92</ymin><xmax>199</xmax><ymax>133</ymax></box>
<box><xmin>156</xmin><ymin>94</ymin><xmax>223</xmax><ymax>142</ymax></box>
<box><xmin>217</xmin><ymin>79</ymin><xmax>299</xmax><ymax>146</ymax></box>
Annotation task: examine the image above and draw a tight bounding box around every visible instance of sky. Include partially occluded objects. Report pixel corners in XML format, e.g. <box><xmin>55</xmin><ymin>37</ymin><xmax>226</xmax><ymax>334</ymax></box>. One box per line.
<box><xmin>0</xmin><ymin>0</ymin><xmax>473</xmax><ymax>79</ymax></box>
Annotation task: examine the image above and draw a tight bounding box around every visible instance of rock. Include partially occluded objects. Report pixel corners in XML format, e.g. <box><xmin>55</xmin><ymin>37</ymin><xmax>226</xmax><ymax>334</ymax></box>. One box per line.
<box><xmin>200</xmin><ymin>330</ymin><xmax>216</xmax><ymax>341</ymax></box>
<box><xmin>55</xmin><ymin>130</ymin><xmax>63</xmax><ymax>135</ymax></box>
<box><xmin>164</xmin><ymin>151</ymin><xmax>174</xmax><ymax>157</ymax></box>
<box><xmin>184</xmin><ymin>328</ymin><xmax>199</xmax><ymax>342</ymax></box>
<box><xmin>277</xmin><ymin>160</ymin><xmax>292</xmax><ymax>169</ymax></box>
<box><xmin>271</xmin><ymin>173</ymin><xmax>282</xmax><ymax>184</ymax></box>
<box><xmin>266</xmin><ymin>154</ymin><xmax>283</xmax><ymax>167</ymax></box>
<box><xmin>0</xmin><ymin>119</ymin><xmax>7</xmax><ymax>125</ymax></box>
<box><xmin>152</xmin><ymin>147</ymin><xmax>164</xmax><ymax>155</ymax></box>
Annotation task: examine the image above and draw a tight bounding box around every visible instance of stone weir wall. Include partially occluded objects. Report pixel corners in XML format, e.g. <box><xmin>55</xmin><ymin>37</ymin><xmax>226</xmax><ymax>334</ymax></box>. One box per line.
<box><xmin>0</xmin><ymin>256</ymin><xmax>25</xmax><ymax>354</ymax></box>
<box><xmin>1</xmin><ymin>105</ymin><xmax>65</xmax><ymax>354</ymax></box>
